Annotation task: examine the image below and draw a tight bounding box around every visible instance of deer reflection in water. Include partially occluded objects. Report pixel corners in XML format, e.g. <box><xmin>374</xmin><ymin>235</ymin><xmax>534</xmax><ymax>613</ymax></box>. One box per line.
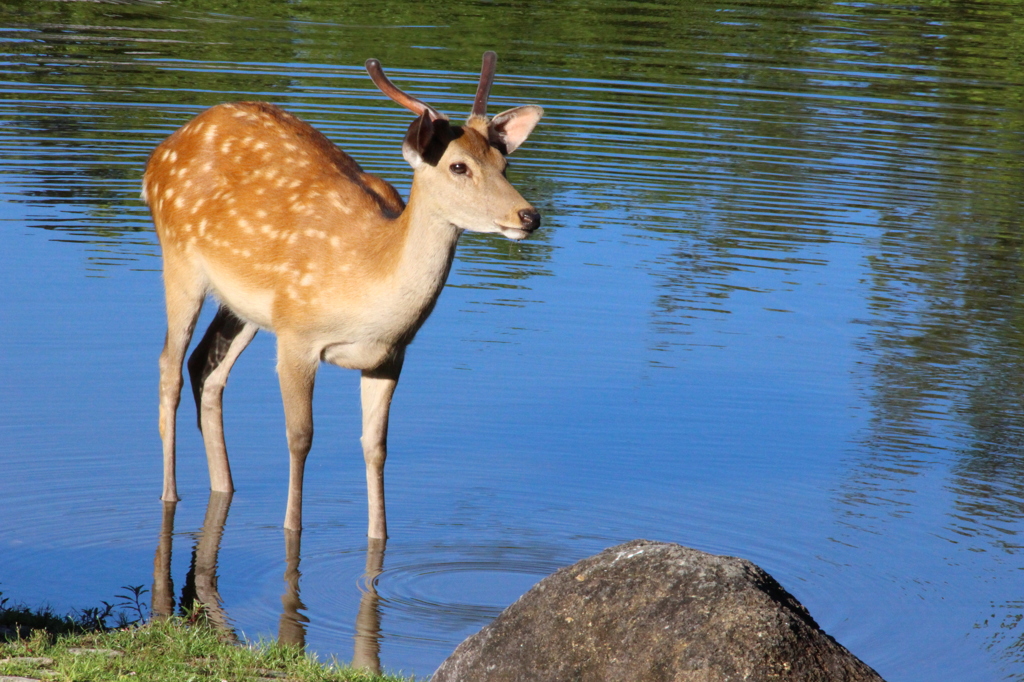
<box><xmin>353</xmin><ymin>538</ymin><xmax>386</xmax><ymax>672</ymax></box>
<box><xmin>278</xmin><ymin>528</ymin><xmax>309</xmax><ymax>647</ymax></box>
<box><xmin>151</xmin><ymin>494</ymin><xmax>386</xmax><ymax>674</ymax></box>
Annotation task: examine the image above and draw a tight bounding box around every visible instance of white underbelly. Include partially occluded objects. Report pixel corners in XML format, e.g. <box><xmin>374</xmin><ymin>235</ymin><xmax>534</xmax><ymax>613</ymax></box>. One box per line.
<box><xmin>321</xmin><ymin>339</ymin><xmax>396</xmax><ymax>370</ymax></box>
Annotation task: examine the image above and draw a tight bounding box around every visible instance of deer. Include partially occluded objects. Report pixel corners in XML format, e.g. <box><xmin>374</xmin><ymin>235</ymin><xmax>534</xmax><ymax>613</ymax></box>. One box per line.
<box><xmin>142</xmin><ymin>52</ymin><xmax>543</xmax><ymax>540</ymax></box>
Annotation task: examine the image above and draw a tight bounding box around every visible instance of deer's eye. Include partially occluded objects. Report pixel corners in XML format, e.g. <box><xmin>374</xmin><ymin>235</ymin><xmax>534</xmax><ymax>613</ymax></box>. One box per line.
<box><xmin>450</xmin><ymin>162</ymin><xmax>469</xmax><ymax>175</ymax></box>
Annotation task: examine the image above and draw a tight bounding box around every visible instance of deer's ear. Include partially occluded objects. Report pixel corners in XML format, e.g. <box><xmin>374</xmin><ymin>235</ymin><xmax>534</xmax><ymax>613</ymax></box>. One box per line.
<box><xmin>489</xmin><ymin>105</ymin><xmax>543</xmax><ymax>155</ymax></box>
<box><xmin>402</xmin><ymin>112</ymin><xmax>453</xmax><ymax>168</ymax></box>
<box><xmin>402</xmin><ymin>110</ymin><xmax>435</xmax><ymax>167</ymax></box>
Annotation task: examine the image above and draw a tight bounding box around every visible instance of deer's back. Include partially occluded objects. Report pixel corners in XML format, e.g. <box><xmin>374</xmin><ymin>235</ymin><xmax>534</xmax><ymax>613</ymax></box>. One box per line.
<box><xmin>143</xmin><ymin>101</ymin><xmax>409</xmax><ymax>331</ymax></box>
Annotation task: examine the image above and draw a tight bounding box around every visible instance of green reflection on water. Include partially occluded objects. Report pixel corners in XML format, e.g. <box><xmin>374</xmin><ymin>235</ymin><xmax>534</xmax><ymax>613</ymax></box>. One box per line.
<box><xmin>4</xmin><ymin>0</ymin><xmax>1024</xmax><ymax>675</ymax></box>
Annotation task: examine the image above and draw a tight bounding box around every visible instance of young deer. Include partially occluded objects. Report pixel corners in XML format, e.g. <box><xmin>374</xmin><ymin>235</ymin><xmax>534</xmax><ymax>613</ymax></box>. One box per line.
<box><xmin>143</xmin><ymin>52</ymin><xmax>543</xmax><ymax>539</ymax></box>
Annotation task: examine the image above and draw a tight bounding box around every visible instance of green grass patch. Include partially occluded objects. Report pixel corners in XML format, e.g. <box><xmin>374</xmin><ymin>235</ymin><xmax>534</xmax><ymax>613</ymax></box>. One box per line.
<box><xmin>0</xmin><ymin>591</ymin><xmax>412</xmax><ymax>681</ymax></box>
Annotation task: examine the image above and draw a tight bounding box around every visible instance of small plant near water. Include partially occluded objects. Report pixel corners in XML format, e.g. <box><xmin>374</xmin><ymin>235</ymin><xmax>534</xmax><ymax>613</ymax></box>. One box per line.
<box><xmin>77</xmin><ymin>585</ymin><xmax>149</xmax><ymax>632</ymax></box>
<box><xmin>0</xmin><ymin>588</ymin><xmax>410</xmax><ymax>681</ymax></box>
<box><xmin>0</xmin><ymin>585</ymin><xmax>149</xmax><ymax>638</ymax></box>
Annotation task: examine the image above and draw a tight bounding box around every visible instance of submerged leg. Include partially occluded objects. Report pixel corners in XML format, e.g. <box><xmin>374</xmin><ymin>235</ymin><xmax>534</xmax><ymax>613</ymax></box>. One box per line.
<box><xmin>360</xmin><ymin>351</ymin><xmax>404</xmax><ymax>541</ymax></box>
<box><xmin>158</xmin><ymin>262</ymin><xmax>205</xmax><ymax>502</ymax></box>
<box><xmin>187</xmin><ymin>306</ymin><xmax>257</xmax><ymax>493</ymax></box>
<box><xmin>191</xmin><ymin>490</ymin><xmax>236</xmax><ymax>639</ymax></box>
<box><xmin>278</xmin><ymin>528</ymin><xmax>308</xmax><ymax>647</ymax></box>
<box><xmin>152</xmin><ymin>500</ymin><xmax>177</xmax><ymax>620</ymax></box>
<box><xmin>353</xmin><ymin>537</ymin><xmax>386</xmax><ymax>672</ymax></box>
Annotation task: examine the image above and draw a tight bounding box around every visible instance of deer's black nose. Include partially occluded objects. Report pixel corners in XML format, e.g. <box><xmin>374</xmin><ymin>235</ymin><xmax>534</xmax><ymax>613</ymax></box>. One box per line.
<box><xmin>518</xmin><ymin>208</ymin><xmax>541</xmax><ymax>232</ymax></box>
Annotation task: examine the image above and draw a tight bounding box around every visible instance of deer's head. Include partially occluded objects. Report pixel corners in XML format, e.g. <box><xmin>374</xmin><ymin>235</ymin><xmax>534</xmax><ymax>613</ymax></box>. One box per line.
<box><xmin>366</xmin><ymin>52</ymin><xmax>543</xmax><ymax>240</ymax></box>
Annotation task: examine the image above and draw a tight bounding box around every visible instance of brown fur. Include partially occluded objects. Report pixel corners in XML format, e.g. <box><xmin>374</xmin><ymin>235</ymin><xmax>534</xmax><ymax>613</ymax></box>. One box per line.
<box><xmin>144</xmin><ymin>84</ymin><xmax>543</xmax><ymax>539</ymax></box>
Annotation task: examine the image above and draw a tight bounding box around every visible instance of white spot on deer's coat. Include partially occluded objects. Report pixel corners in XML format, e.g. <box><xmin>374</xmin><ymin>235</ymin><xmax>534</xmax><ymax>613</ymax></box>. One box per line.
<box><xmin>330</xmin><ymin>193</ymin><xmax>353</xmax><ymax>215</ymax></box>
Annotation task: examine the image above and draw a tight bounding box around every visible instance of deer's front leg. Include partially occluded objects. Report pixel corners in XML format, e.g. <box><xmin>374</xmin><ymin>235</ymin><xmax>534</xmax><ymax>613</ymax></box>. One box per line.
<box><xmin>360</xmin><ymin>351</ymin><xmax>405</xmax><ymax>540</ymax></box>
<box><xmin>277</xmin><ymin>339</ymin><xmax>318</xmax><ymax>531</ymax></box>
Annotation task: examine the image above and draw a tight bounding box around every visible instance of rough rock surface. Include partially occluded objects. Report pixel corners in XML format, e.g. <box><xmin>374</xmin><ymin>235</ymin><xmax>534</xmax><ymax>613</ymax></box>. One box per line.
<box><xmin>433</xmin><ymin>540</ymin><xmax>885</xmax><ymax>682</ymax></box>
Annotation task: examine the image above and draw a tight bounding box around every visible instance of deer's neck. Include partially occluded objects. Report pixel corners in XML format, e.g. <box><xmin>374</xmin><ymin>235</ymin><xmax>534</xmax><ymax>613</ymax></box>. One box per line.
<box><xmin>384</xmin><ymin>182</ymin><xmax>463</xmax><ymax>334</ymax></box>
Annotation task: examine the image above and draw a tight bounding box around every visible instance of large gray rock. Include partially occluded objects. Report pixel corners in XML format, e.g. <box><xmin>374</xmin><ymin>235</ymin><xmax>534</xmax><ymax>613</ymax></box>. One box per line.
<box><xmin>433</xmin><ymin>540</ymin><xmax>884</xmax><ymax>682</ymax></box>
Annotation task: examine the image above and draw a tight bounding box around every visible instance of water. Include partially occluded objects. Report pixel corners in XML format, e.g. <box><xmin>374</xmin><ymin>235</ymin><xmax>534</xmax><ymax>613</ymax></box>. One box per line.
<box><xmin>3</xmin><ymin>0</ymin><xmax>1024</xmax><ymax>679</ymax></box>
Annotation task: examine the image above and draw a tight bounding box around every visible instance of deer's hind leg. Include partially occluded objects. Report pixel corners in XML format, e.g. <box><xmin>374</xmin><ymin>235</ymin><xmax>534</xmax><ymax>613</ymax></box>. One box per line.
<box><xmin>159</xmin><ymin>260</ymin><xmax>206</xmax><ymax>502</ymax></box>
<box><xmin>187</xmin><ymin>305</ymin><xmax>258</xmax><ymax>493</ymax></box>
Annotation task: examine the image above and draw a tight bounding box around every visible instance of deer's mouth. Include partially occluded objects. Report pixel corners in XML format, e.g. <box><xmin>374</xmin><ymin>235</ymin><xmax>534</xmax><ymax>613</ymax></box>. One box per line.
<box><xmin>495</xmin><ymin>221</ymin><xmax>536</xmax><ymax>241</ymax></box>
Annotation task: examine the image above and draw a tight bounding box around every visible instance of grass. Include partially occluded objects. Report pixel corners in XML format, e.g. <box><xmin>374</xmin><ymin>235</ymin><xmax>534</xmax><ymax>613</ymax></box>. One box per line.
<box><xmin>0</xmin><ymin>590</ymin><xmax>411</xmax><ymax>682</ymax></box>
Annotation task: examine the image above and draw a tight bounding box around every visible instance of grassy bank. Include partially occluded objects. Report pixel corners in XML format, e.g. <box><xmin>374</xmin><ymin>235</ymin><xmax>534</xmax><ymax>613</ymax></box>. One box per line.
<box><xmin>0</xmin><ymin>593</ymin><xmax>411</xmax><ymax>682</ymax></box>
